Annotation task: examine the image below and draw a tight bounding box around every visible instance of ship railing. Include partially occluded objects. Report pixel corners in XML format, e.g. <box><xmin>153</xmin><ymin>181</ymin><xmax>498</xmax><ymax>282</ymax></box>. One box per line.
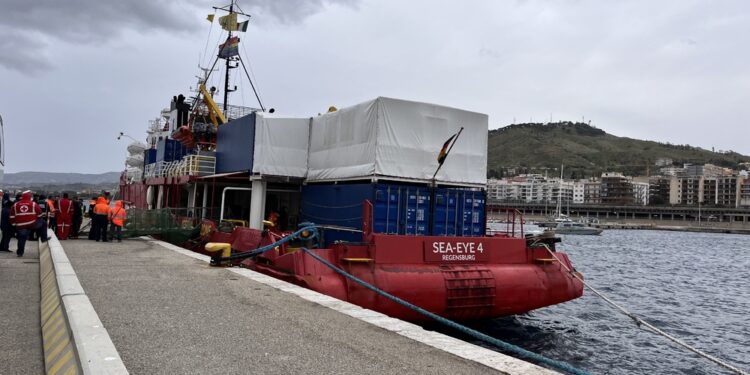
<box><xmin>192</xmin><ymin>101</ymin><xmax>259</xmax><ymax>122</ymax></box>
<box><xmin>182</xmin><ymin>153</ymin><xmax>216</xmax><ymax>176</ymax></box>
<box><xmin>124</xmin><ymin>206</ymin><xmax>221</xmax><ymax>237</ymax></box>
<box><xmin>486</xmin><ymin>208</ymin><xmax>526</xmax><ymax>238</ymax></box>
<box><xmin>143</xmin><ymin>163</ymin><xmax>157</xmax><ymax>178</ymax></box>
<box><xmin>142</xmin><ymin>154</ymin><xmax>216</xmax><ymax>179</ymax></box>
<box><xmin>153</xmin><ymin>161</ymin><xmax>170</xmax><ymax>177</ymax></box>
<box><xmin>125</xmin><ymin>169</ymin><xmax>143</xmax><ymax>181</ymax></box>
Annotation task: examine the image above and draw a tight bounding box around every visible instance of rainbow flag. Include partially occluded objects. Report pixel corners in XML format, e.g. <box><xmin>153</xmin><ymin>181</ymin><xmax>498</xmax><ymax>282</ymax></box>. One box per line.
<box><xmin>218</xmin><ymin>36</ymin><xmax>239</xmax><ymax>58</ymax></box>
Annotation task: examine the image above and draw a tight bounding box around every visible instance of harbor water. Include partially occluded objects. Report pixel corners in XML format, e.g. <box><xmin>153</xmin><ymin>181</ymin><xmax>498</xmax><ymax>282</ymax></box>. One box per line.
<box><xmin>442</xmin><ymin>228</ymin><xmax>749</xmax><ymax>374</ymax></box>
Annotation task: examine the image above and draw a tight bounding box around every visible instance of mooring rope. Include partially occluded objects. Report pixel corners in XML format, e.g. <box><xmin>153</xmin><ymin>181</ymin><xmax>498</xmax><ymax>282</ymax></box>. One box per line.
<box><xmin>299</xmin><ymin>247</ymin><xmax>590</xmax><ymax>375</ymax></box>
<box><xmin>536</xmin><ymin>243</ymin><xmax>748</xmax><ymax>375</ymax></box>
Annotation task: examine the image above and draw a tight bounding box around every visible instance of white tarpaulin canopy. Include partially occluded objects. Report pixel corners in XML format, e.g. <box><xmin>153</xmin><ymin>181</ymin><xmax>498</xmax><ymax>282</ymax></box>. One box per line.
<box><xmin>252</xmin><ymin>112</ymin><xmax>309</xmax><ymax>178</ymax></box>
<box><xmin>307</xmin><ymin>97</ymin><xmax>487</xmax><ymax>185</ymax></box>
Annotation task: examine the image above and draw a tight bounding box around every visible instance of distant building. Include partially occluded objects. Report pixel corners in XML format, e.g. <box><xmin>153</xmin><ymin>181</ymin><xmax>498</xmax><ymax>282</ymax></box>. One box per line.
<box><xmin>600</xmin><ymin>172</ymin><xmax>634</xmax><ymax>205</ymax></box>
<box><xmin>683</xmin><ymin>163</ymin><xmax>724</xmax><ymax>177</ymax></box>
<box><xmin>488</xmin><ymin>165</ymin><xmax>745</xmax><ymax>208</ymax></box>
<box><xmin>677</xmin><ymin>176</ymin><xmax>701</xmax><ymax>205</ymax></box>
<box><xmin>716</xmin><ymin>176</ymin><xmax>738</xmax><ymax>207</ymax></box>
<box><xmin>573</xmin><ymin>181</ymin><xmax>585</xmax><ymax>204</ymax></box>
<box><xmin>649</xmin><ymin>176</ymin><xmax>672</xmax><ymax>205</ymax></box>
<box><xmin>583</xmin><ymin>180</ymin><xmax>601</xmax><ymax>204</ymax></box>
<box><xmin>655</xmin><ymin>158</ymin><xmax>673</xmax><ymax>167</ymax></box>
<box><xmin>632</xmin><ymin>177</ymin><xmax>650</xmax><ymax>206</ymax></box>
<box><xmin>739</xmin><ymin>176</ymin><xmax>750</xmax><ymax>207</ymax></box>
<box><xmin>659</xmin><ymin>166</ymin><xmax>685</xmax><ymax>176</ymax></box>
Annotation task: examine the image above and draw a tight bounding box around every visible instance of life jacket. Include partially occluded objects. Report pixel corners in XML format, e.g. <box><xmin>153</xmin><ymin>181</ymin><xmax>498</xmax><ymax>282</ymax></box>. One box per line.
<box><xmin>10</xmin><ymin>192</ymin><xmax>42</xmax><ymax>229</ymax></box>
<box><xmin>57</xmin><ymin>198</ymin><xmax>73</xmax><ymax>218</ymax></box>
<box><xmin>46</xmin><ymin>199</ymin><xmax>56</xmax><ymax>218</ymax></box>
<box><xmin>109</xmin><ymin>201</ymin><xmax>127</xmax><ymax>227</ymax></box>
<box><xmin>93</xmin><ymin>197</ymin><xmax>110</xmax><ymax>215</ymax></box>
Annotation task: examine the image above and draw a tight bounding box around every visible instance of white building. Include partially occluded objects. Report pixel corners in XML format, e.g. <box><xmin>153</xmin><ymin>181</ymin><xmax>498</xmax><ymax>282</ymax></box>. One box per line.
<box><xmin>573</xmin><ymin>181</ymin><xmax>585</xmax><ymax>204</ymax></box>
<box><xmin>632</xmin><ymin>181</ymin><xmax>650</xmax><ymax>205</ymax></box>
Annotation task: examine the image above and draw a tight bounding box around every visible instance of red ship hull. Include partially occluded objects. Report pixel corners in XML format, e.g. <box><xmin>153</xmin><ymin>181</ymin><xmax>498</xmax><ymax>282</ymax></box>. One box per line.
<box><xmin>210</xmin><ymin>226</ymin><xmax>583</xmax><ymax>322</ymax></box>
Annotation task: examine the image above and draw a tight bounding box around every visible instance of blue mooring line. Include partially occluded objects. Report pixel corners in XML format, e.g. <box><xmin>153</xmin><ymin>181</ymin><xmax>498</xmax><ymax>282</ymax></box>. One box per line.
<box><xmin>224</xmin><ymin>224</ymin><xmax>589</xmax><ymax>374</ymax></box>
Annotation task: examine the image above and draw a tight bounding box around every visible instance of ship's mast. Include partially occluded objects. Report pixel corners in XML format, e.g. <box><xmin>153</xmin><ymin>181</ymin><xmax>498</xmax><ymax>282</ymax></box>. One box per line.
<box><xmin>223</xmin><ymin>1</ymin><xmax>235</xmax><ymax>113</ymax></box>
<box><xmin>205</xmin><ymin>1</ymin><xmax>265</xmax><ymax>114</ymax></box>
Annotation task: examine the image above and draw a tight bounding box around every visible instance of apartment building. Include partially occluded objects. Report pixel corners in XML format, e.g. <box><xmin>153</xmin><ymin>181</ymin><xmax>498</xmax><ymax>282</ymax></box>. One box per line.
<box><xmin>600</xmin><ymin>172</ymin><xmax>634</xmax><ymax>205</ymax></box>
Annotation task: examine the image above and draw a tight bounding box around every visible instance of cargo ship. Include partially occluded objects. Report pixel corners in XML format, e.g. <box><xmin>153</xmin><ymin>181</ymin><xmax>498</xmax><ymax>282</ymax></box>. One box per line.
<box><xmin>119</xmin><ymin>2</ymin><xmax>583</xmax><ymax>322</ymax></box>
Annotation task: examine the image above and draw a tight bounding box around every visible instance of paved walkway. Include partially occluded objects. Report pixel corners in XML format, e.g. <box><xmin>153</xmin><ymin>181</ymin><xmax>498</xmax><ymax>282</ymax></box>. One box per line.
<box><xmin>63</xmin><ymin>238</ymin><xmax>502</xmax><ymax>374</ymax></box>
<box><xmin>0</xmin><ymin>238</ymin><xmax>44</xmax><ymax>375</ymax></box>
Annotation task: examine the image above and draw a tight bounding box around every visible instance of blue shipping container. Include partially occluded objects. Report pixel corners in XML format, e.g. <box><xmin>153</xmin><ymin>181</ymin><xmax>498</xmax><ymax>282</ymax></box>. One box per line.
<box><xmin>458</xmin><ymin>189</ymin><xmax>486</xmax><ymax>236</ymax></box>
<box><xmin>143</xmin><ymin>149</ymin><xmax>157</xmax><ymax>165</ymax></box>
<box><xmin>302</xmin><ymin>183</ymin><xmax>485</xmax><ymax>245</ymax></box>
<box><xmin>301</xmin><ymin>183</ymin><xmax>431</xmax><ymax>245</ymax></box>
<box><xmin>402</xmin><ymin>186</ymin><xmax>431</xmax><ymax>235</ymax></box>
<box><xmin>431</xmin><ymin>188</ymin><xmax>486</xmax><ymax>237</ymax></box>
<box><xmin>155</xmin><ymin>139</ymin><xmax>187</xmax><ymax>163</ymax></box>
<box><xmin>431</xmin><ymin>189</ymin><xmax>461</xmax><ymax>236</ymax></box>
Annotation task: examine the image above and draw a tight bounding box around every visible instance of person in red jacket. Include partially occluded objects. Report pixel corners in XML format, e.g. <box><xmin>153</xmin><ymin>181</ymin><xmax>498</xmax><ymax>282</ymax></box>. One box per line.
<box><xmin>10</xmin><ymin>191</ymin><xmax>43</xmax><ymax>257</ymax></box>
<box><xmin>56</xmin><ymin>193</ymin><xmax>74</xmax><ymax>240</ymax></box>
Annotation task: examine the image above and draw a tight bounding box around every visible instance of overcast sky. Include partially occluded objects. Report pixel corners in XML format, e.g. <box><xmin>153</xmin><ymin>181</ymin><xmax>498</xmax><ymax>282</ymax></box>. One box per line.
<box><xmin>1</xmin><ymin>0</ymin><xmax>749</xmax><ymax>174</ymax></box>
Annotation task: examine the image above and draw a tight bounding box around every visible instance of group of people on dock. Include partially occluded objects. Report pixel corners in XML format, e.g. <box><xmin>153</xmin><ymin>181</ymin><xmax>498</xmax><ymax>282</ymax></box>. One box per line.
<box><xmin>87</xmin><ymin>193</ymin><xmax>127</xmax><ymax>243</ymax></box>
<box><xmin>0</xmin><ymin>190</ymin><xmax>127</xmax><ymax>257</ymax></box>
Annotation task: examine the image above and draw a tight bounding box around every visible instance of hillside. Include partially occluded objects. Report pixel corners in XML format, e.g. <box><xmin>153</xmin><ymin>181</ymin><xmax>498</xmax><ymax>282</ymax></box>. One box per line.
<box><xmin>487</xmin><ymin>122</ymin><xmax>750</xmax><ymax>178</ymax></box>
<box><xmin>3</xmin><ymin>171</ymin><xmax>121</xmax><ymax>186</ymax></box>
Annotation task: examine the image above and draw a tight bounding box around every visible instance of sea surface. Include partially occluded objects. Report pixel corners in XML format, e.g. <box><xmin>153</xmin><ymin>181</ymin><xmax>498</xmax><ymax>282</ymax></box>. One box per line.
<box><xmin>438</xmin><ymin>228</ymin><xmax>749</xmax><ymax>375</ymax></box>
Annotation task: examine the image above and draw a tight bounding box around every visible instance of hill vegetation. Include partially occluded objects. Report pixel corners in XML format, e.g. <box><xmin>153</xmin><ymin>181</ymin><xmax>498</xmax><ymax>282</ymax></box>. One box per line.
<box><xmin>2</xmin><ymin>171</ymin><xmax>120</xmax><ymax>196</ymax></box>
<box><xmin>487</xmin><ymin>122</ymin><xmax>750</xmax><ymax>179</ymax></box>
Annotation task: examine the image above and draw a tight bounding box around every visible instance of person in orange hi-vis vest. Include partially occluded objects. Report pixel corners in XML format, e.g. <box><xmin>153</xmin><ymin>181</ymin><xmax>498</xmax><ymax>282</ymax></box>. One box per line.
<box><xmin>46</xmin><ymin>197</ymin><xmax>57</xmax><ymax>230</ymax></box>
<box><xmin>56</xmin><ymin>193</ymin><xmax>74</xmax><ymax>240</ymax></box>
<box><xmin>109</xmin><ymin>200</ymin><xmax>127</xmax><ymax>243</ymax></box>
<box><xmin>92</xmin><ymin>196</ymin><xmax>110</xmax><ymax>242</ymax></box>
<box><xmin>87</xmin><ymin>196</ymin><xmax>97</xmax><ymax>240</ymax></box>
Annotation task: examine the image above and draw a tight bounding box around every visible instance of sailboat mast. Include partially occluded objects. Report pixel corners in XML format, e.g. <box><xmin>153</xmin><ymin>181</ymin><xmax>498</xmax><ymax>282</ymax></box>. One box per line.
<box><xmin>557</xmin><ymin>164</ymin><xmax>564</xmax><ymax>217</ymax></box>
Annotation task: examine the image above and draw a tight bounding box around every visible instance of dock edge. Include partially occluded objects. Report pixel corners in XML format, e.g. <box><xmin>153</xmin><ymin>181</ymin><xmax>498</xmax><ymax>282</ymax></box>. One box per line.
<box><xmin>41</xmin><ymin>231</ymin><xmax>128</xmax><ymax>375</ymax></box>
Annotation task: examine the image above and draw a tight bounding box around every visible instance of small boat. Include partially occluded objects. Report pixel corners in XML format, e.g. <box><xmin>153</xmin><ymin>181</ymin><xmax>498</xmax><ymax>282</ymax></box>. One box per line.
<box><xmin>554</xmin><ymin>221</ymin><xmax>603</xmax><ymax>235</ymax></box>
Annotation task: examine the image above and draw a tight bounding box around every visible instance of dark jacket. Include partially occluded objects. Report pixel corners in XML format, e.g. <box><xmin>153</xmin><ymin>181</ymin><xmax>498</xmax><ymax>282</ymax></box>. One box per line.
<box><xmin>1</xmin><ymin>202</ymin><xmax>13</xmax><ymax>232</ymax></box>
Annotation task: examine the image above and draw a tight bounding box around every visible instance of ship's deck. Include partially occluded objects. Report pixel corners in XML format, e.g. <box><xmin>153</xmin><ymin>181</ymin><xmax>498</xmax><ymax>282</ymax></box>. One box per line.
<box><xmin>1</xmin><ymin>231</ymin><xmax>558</xmax><ymax>374</ymax></box>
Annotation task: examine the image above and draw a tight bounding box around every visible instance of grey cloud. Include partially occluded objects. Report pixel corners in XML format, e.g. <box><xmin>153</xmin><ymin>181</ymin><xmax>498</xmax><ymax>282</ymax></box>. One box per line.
<box><xmin>0</xmin><ymin>0</ymin><xmax>201</xmax><ymax>42</ymax></box>
<box><xmin>0</xmin><ymin>0</ymin><xmax>358</xmax><ymax>73</ymax></box>
<box><xmin>235</xmin><ymin>0</ymin><xmax>359</xmax><ymax>24</ymax></box>
<box><xmin>0</xmin><ymin>27</ymin><xmax>53</xmax><ymax>74</ymax></box>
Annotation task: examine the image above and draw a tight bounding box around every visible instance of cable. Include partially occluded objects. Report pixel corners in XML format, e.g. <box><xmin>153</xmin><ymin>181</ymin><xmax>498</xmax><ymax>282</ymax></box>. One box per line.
<box><xmin>237</xmin><ymin>56</ymin><xmax>265</xmax><ymax>111</ymax></box>
<box><xmin>201</xmin><ymin>12</ymin><xmax>216</xmax><ymax>68</ymax></box>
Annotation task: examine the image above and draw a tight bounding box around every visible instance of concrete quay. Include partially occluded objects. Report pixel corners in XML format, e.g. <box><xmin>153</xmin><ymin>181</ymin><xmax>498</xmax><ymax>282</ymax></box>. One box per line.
<box><xmin>27</xmin><ymin>235</ymin><xmax>558</xmax><ymax>375</ymax></box>
<box><xmin>0</xmin><ymin>238</ymin><xmax>44</xmax><ymax>375</ymax></box>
